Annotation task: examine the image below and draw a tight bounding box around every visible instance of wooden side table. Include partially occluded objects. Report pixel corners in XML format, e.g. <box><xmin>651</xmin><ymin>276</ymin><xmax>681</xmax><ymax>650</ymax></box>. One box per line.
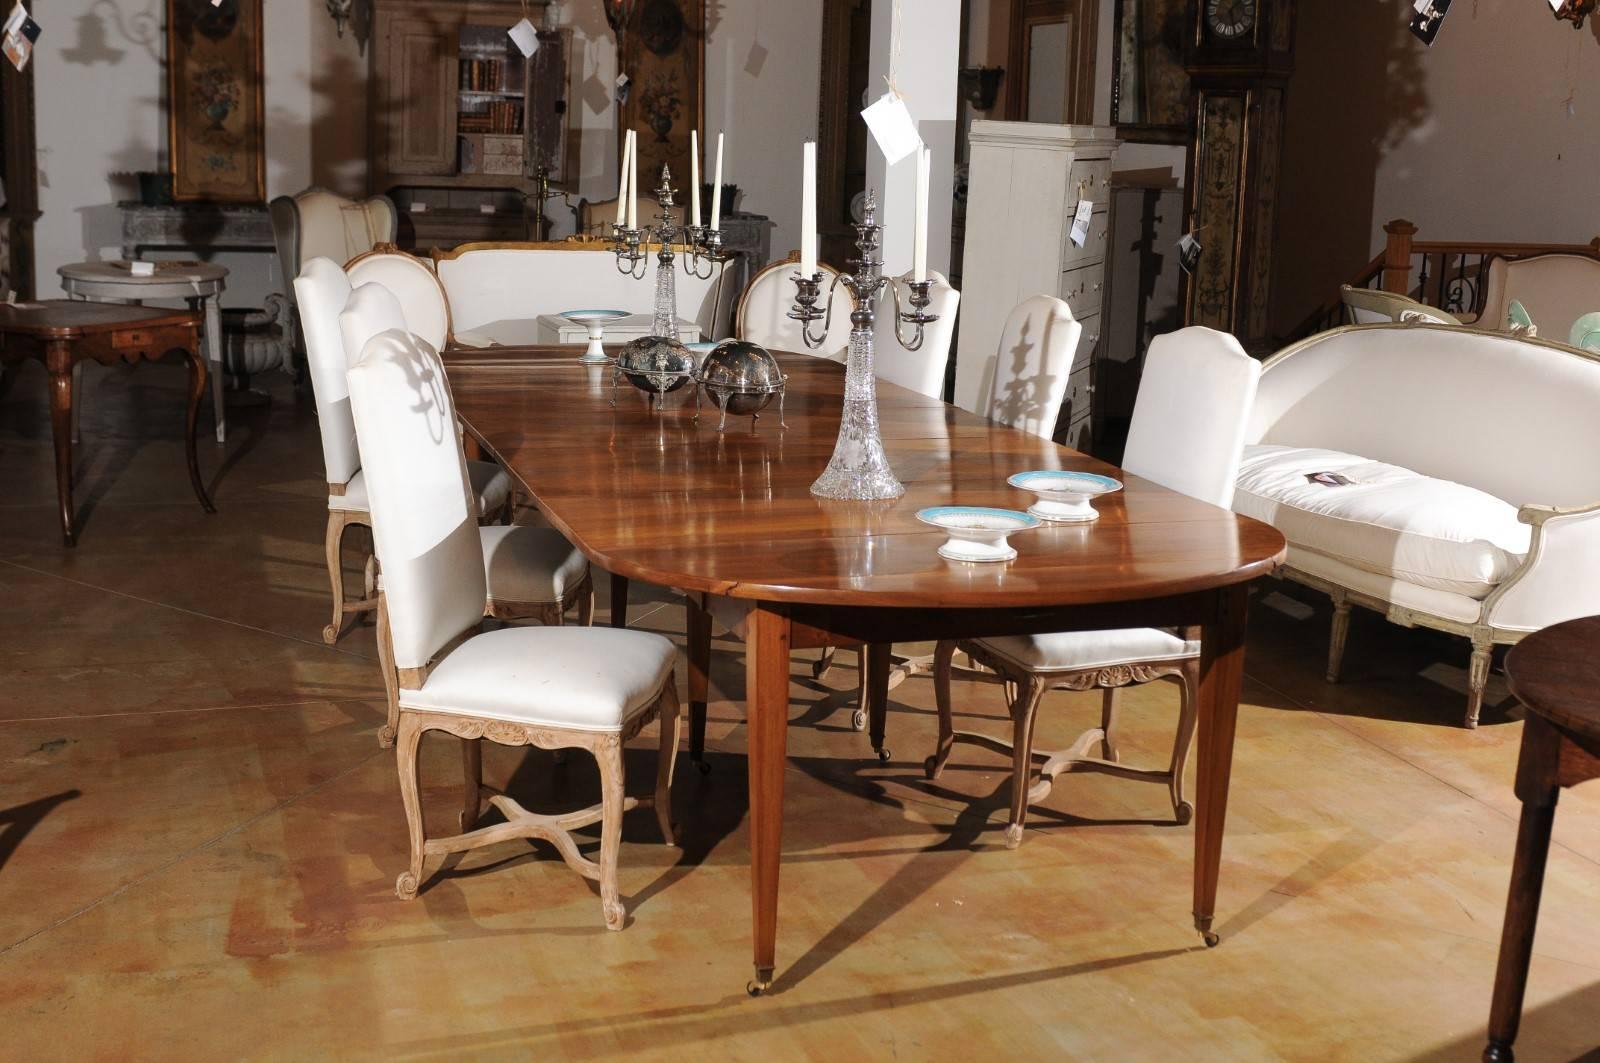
<box><xmin>0</xmin><ymin>300</ymin><xmax>215</xmax><ymax>546</ymax></box>
<box><xmin>1484</xmin><ymin>615</ymin><xmax>1600</xmax><ymax>1062</ymax></box>
<box><xmin>58</xmin><ymin>260</ymin><xmax>229</xmax><ymax>442</ymax></box>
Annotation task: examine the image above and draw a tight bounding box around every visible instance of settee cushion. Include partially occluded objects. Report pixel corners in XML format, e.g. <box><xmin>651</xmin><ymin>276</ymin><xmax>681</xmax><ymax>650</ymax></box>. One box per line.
<box><xmin>1234</xmin><ymin>445</ymin><xmax>1530</xmax><ymax>599</ymax></box>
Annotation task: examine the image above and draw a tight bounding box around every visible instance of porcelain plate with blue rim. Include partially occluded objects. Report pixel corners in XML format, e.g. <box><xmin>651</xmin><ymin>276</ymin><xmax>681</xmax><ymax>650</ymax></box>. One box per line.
<box><xmin>1007</xmin><ymin>469</ymin><xmax>1123</xmax><ymax>523</ymax></box>
<box><xmin>916</xmin><ymin>506</ymin><xmax>1040</xmax><ymax>563</ymax></box>
<box><xmin>559</xmin><ymin>309</ymin><xmax>630</xmax><ymax>323</ymax></box>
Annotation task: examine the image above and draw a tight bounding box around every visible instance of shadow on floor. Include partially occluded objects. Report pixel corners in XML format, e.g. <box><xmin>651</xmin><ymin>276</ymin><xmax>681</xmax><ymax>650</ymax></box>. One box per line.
<box><xmin>0</xmin><ymin>790</ymin><xmax>81</xmax><ymax>876</ymax></box>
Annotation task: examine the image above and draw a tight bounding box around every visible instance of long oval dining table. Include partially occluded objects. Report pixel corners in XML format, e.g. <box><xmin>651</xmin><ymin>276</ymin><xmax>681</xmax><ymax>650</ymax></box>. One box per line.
<box><xmin>444</xmin><ymin>344</ymin><xmax>1287</xmax><ymax>994</ymax></box>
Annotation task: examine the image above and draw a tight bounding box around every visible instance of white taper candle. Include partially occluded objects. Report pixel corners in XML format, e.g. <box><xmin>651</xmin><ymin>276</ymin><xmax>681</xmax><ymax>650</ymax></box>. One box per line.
<box><xmin>800</xmin><ymin>141</ymin><xmax>817</xmax><ymax>277</ymax></box>
<box><xmin>913</xmin><ymin>146</ymin><xmax>930</xmax><ymax>284</ymax></box>
<box><xmin>710</xmin><ymin>133</ymin><xmax>725</xmax><ymax>231</ymax></box>
<box><xmin>616</xmin><ymin>129</ymin><xmax>632</xmax><ymax>227</ymax></box>
<box><xmin>627</xmin><ymin>130</ymin><xmax>638</xmax><ymax>231</ymax></box>
<box><xmin>690</xmin><ymin>130</ymin><xmax>702</xmax><ymax>228</ymax></box>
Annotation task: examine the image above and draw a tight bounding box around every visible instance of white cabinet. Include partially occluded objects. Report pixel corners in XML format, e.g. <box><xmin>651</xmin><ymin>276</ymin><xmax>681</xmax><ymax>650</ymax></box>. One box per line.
<box><xmin>955</xmin><ymin>122</ymin><xmax>1119</xmax><ymax>451</ymax></box>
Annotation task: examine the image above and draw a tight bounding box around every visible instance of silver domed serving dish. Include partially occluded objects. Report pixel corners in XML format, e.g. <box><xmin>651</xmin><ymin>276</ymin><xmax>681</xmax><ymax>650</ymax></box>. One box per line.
<box><xmin>693</xmin><ymin>339</ymin><xmax>788</xmax><ymax>431</ymax></box>
<box><xmin>611</xmin><ymin>334</ymin><xmax>696</xmax><ymax>406</ymax></box>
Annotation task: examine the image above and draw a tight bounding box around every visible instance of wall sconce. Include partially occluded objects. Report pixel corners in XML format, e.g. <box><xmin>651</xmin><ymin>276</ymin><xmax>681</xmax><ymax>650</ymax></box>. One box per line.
<box><xmin>1551</xmin><ymin>0</ymin><xmax>1597</xmax><ymax>26</ymax></box>
<box><xmin>958</xmin><ymin>67</ymin><xmax>1004</xmax><ymax>112</ymax></box>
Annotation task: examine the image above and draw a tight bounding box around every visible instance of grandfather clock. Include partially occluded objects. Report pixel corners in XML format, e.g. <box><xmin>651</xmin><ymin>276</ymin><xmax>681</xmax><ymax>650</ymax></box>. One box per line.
<box><xmin>1181</xmin><ymin>0</ymin><xmax>1295</xmax><ymax>352</ymax></box>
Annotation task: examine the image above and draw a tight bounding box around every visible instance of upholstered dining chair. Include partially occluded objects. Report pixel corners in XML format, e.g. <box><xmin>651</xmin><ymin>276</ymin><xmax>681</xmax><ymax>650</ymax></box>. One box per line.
<box><xmin>926</xmin><ymin>326</ymin><xmax>1261</xmax><ymax>847</ymax></box>
<box><xmin>1340</xmin><ymin>284</ymin><xmax>1461</xmax><ymax>326</ymax></box>
<box><xmin>347</xmin><ymin>327</ymin><xmax>682</xmax><ymax>930</ymax></box>
<box><xmin>986</xmin><ymin>295</ymin><xmax>1084</xmax><ymax>437</ymax></box>
<box><xmin>736</xmin><ymin>253</ymin><xmax>852</xmax><ymax>360</ymax></box>
<box><xmin>873</xmin><ymin>270</ymin><xmax>961</xmax><ymax>399</ymax></box>
<box><xmin>294</xmin><ymin>257</ymin><xmax>541</xmax><ymax>648</ymax></box>
<box><xmin>344</xmin><ymin>245</ymin><xmax>459</xmax><ymax>350</ymax></box>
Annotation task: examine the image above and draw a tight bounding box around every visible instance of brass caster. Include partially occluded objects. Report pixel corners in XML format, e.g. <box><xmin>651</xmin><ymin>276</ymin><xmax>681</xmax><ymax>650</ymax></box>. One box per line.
<box><xmin>747</xmin><ymin>966</ymin><xmax>774</xmax><ymax>997</ymax></box>
<box><xmin>875</xmin><ymin>746</ymin><xmax>890</xmax><ymax>764</ymax></box>
<box><xmin>1003</xmin><ymin>823</ymin><xmax>1024</xmax><ymax>850</ymax></box>
<box><xmin>1174</xmin><ymin>801</ymin><xmax>1194</xmax><ymax>826</ymax></box>
<box><xmin>1202</xmin><ymin>930</ymin><xmax>1221</xmax><ymax>948</ymax></box>
<box><xmin>850</xmin><ymin>708</ymin><xmax>867</xmax><ymax>732</ymax></box>
<box><xmin>1481</xmin><ymin>1043</ymin><xmax>1514</xmax><ymax>1063</ymax></box>
<box><xmin>395</xmin><ymin>872</ymin><xmax>418</xmax><ymax>901</ymax></box>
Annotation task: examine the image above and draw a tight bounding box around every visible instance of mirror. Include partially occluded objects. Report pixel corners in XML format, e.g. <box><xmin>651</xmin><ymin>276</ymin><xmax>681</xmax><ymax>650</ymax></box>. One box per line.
<box><xmin>1005</xmin><ymin>0</ymin><xmax>1096</xmax><ymax>125</ymax></box>
<box><xmin>1025</xmin><ymin>21</ymin><xmax>1071</xmax><ymax>123</ymax></box>
<box><xmin>1110</xmin><ymin>0</ymin><xmax>1191</xmax><ymax>143</ymax></box>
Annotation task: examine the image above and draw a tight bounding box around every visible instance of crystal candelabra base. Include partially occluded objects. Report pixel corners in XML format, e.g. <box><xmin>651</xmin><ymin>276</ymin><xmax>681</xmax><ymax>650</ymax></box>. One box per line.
<box><xmin>810</xmin><ymin>396</ymin><xmax>904</xmax><ymax>500</ymax></box>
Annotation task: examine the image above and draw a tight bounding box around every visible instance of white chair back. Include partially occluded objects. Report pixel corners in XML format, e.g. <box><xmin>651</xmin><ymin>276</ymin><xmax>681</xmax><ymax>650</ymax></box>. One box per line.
<box><xmin>1123</xmin><ymin>326</ymin><xmax>1260</xmax><ymax>509</ymax></box>
<box><xmin>339</xmin><ymin>283</ymin><xmax>411</xmax><ymax>377</ymax></box>
<box><xmin>1339</xmin><ymin>284</ymin><xmax>1459</xmax><ymax>326</ymax></box>
<box><xmin>292</xmin><ymin>257</ymin><xmax>360</xmax><ymax>486</ymax></box>
<box><xmin>874</xmin><ymin>271</ymin><xmax>960</xmax><ymax>399</ymax></box>
<box><xmin>347</xmin><ymin>248</ymin><xmax>451</xmax><ymax>350</ymax></box>
<box><xmin>985</xmin><ymin>295</ymin><xmax>1082</xmax><ymax>439</ymax></box>
<box><xmin>346</xmin><ymin>330</ymin><xmax>487</xmax><ymax>672</ymax></box>
<box><xmin>737</xmin><ymin>258</ymin><xmax>851</xmax><ymax>359</ymax></box>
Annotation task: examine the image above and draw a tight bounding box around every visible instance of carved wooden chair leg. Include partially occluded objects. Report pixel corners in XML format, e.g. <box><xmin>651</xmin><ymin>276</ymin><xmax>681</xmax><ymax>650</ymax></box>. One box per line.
<box><xmin>812</xmin><ymin>645</ymin><xmax>837</xmax><ymax>679</ymax></box>
<box><xmin>925</xmin><ymin>640</ymin><xmax>958</xmax><ymax>779</ymax></box>
<box><xmin>1466</xmin><ymin>638</ymin><xmax>1494</xmax><ymax>729</ymax></box>
<box><xmin>375</xmin><ymin>595</ymin><xmax>400</xmax><ymax>748</ymax></box>
<box><xmin>686</xmin><ymin>601</ymin><xmax>712</xmax><ymax>774</ymax></box>
<box><xmin>460</xmin><ymin>737</ymin><xmax>483</xmax><ymax>832</ymax></box>
<box><xmin>655</xmin><ymin>686</ymin><xmax>682</xmax><ymax>845</ymax></box>
<box><xmin>1168</xmin><ymin>664</ymin><xmax>1200</xmax><ymax>825</ymax></box>
<box><xmin>577</xmin><ymin>576</ymin><xmax>596</xmax><ymax>627</ymax></box>
<box><xmin>851</xmin><ymin>649</ymin><xmax>869</xmax><ymax>731</ymax></box>
<box><xmin>1004</xmin><ymin>677</ymin><xmax>1048</xmax><ymax>850</ymax></box>
<box><xmin>323</xmin><ymin>512</ymin><xmax>348</xmax><ymax>645</ymax></box>
<box><xmin>394</xmin><ymin>714</ymin><xmax>427</xmax><ymax>900</ymax></box>
<box><xmin>1327</xmin><ymin>590</ymin><xmax>1352</xmax><ymax>682</ymax></box>
<box><xmin>595</xmin><ymin>737</ymin><xmax>628</xmax><ymax>930</ymax></box>
<box><xmin>1099</xmin><ymin>687</ymin><xmax>1121</xmax><ymax>762</ymax></box>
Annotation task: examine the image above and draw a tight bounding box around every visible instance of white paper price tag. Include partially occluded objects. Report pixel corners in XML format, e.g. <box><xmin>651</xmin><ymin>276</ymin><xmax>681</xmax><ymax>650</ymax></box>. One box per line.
<box><xmin>861</xmin><ymin>91</ymin><xmax>920</xmax><ymax>165</ymax></box>
<box><xmin>1069</xmin><ymin>199</ymin><xmax>1094</xmax><ymax>248</ymax></box>
<box><xmin>507</xmin><ymin>18</ymin><xmax>538</xmax><ymax>58</ymax></box>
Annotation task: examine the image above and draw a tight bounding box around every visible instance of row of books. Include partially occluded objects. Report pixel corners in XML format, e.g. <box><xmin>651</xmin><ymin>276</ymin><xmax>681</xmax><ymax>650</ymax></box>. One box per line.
<box><xmin>458</xmin><ymin>101</ymin><xmax>523</xmax><ymax>135</ymax></box>
<box><xmin>459</xmin><ymin>58</ymin><xmax>512</xmax><ymax>93</ymax></box>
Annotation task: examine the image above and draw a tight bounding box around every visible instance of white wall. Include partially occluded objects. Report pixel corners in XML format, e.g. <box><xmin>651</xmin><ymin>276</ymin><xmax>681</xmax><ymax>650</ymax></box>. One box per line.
<box><xmin>1367</xmin><ymin>0</ymin><xmax>1600</xmax><ymax>247</ymax></box>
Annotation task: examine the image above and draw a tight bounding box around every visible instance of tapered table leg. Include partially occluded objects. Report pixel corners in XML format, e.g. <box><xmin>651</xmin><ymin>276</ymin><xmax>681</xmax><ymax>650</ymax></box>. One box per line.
<box><xmin>46</xmin><ymin>343</ymin><xmax>76</xmax><ymax>546</ymax></box>
<box><xmin>1193</xmin><ymin>583</ymin><xmax>1249</xmax><ymax>946</ymax></box>
<box><xmin>1485</xmin><ymin>716</ymin><xmax>1562</xmax><ymax>1063</ymax></box>
<box><xmin>865</xmin><ymin>642</ymin><xmax>892</xmax><ymax>762</ymax></box>
<box><xmin>745</xmin><ymin>602</ymin><xmax>790</xmax><ymax>995</ymax></box>
<box><xmin>183</xmin><ymin>346</ymin><xmax>216</xmax><ymax>514</ymax></box>
<box><xmin>687</xmin><ymin>599</ymin><xmax>711</xmax><ymax>773</ymax></box>
<box><xmin>609</xmin><ymin>571</ymin><xmax>629</xmax><ymax>628</ymax></box>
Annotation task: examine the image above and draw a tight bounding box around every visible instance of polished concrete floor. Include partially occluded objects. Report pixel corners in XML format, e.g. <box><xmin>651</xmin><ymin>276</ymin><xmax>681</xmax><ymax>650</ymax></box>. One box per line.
<box><xmin>1</xmin><ymin>363</ymin><xmax>1597</xmax><ymax>1061</ymax></box>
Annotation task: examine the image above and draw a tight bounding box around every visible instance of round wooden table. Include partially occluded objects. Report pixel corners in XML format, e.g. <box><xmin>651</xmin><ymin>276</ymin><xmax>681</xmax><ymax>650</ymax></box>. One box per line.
<box><xmin>1485</xmin><ymin>615</ymin><xmax>1600</xmax><ymax>1062</ymax></box>
<box><xmin>58</xmin><ymin>261</ymin><xmax>229</xmax><ymax>443</ymax></box>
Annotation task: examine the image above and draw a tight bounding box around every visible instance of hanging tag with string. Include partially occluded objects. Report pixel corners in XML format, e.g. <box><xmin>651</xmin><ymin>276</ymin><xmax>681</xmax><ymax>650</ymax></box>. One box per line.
<box><xmin>508</xmin><ymin>0</ymin><xmax>539</xmax><ymax>58</ymax></box>
<box><xmin>861</xmin><ymin>0</ymin><xmax>921</xmax><ymax>164</ymax></box>
<box><xmin>2</xmin><ymin>2</ymin><xmax>40</xmax><ymax>73</ymax></box>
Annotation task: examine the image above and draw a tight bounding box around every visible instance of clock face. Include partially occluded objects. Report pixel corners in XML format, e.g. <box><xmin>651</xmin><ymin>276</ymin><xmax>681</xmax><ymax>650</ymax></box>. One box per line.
<box><xmin>1206</xmin><ymin>0</ymin><xmax>1256</xmax><ymax>41</ymax></box>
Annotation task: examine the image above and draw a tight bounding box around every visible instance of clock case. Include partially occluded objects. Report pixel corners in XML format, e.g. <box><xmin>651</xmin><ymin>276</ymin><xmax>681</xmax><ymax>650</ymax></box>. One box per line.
<box><xmin>1180</xmin><ymin>0</ymin><xmax>1297</xmax><ymax>354</ymax></box>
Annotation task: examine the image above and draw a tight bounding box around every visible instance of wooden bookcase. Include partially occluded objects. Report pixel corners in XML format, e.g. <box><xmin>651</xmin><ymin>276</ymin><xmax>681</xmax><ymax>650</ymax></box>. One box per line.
<box><xmin>370</xmin><ymin>0</ymin><xmax>570</xmax><ymax>250</ymax></box>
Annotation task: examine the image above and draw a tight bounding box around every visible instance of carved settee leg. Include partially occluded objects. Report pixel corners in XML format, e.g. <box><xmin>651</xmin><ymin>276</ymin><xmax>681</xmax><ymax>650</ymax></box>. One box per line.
<box><xmin>1466</xmin><ymin>639</ymin><xmax>1494</xmax><ymax>729</ymax></box>
<box><xmin>1326</xmin><ymin>590</ymin><xmax>1352</xmax><ymax>683</ymax></box>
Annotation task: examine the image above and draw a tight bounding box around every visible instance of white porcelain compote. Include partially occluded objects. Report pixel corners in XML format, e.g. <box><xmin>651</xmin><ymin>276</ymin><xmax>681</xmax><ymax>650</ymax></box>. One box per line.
<box><xmin>560</xmin><ymin>309</ymin><xmax>630</xmax><ymax>363</ymax></box>
<box><xmin>916</xmin><ymin>506</ymin><xmax>1040</xmax><ymax>563</ymax></box>
<box><xmin>1007</xmin><ymin>470</ymin><xmax>1123</xmax><ymax>523</ymax></box>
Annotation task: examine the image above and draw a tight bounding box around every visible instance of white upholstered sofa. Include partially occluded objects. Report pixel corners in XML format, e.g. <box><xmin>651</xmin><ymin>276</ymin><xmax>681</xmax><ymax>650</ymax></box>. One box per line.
<box><xmin>1235</xmin><ymin>323</ymin><xmax>1600</xmax><ymax>727</ymax></box>
<box><xmin>429</xmin><ymin>242</ymin><xmax>738</xmax><ymax>347</ymax></box>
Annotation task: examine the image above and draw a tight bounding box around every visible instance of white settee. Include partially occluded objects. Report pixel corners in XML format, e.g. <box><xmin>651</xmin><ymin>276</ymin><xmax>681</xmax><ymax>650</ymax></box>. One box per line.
<box><xmin>1476</xmin><ymin>251</ymin><xmax>1600</xmax><ymax>339</ymax></box>
<box><xmin>430</xmin><ymin>242</ymin><xmax>738</xmax><ymax>347</ymax></box>
<box><xmin>1235</xmin><ymin>323</ymin><xmax>1600</xmax><ymax>727</ymax></box>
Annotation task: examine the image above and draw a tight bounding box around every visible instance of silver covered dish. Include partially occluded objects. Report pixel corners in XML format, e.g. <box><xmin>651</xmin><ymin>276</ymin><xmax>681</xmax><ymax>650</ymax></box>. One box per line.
<box><xmin>612</xmin><ymin>334</ymin><xmax>696</xmax><ymax>400</ymax></box>
<box><xmin>693</xmin><ymin>339</ymin><xmax>788</xmax><ymax>429</ymax></box>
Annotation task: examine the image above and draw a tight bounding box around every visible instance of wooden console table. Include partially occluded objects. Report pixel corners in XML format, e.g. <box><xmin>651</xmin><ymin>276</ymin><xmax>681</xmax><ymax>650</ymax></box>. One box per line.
<box><xmin>0</xmin><ymin>301</ymin><xmax>215</xmax><ymax>545</ymax></box>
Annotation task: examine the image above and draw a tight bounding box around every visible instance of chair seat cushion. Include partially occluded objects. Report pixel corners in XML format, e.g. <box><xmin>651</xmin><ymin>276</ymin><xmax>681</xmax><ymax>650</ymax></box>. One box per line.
<box><xmin>1234</xmin><ymin>445</ymin><xmax>1530</xmax><ymax>599</ymax></box>
<box><xmin>399</xmin><ymin>626</ymin><xmax>676</xmax><ymax>732</ymax></box>
<box><xmin>976</xmin><ymin>628</ymin><xmax>1197</xmax><ymax>672</ymax></box>
<box><xmin>481</xmin><ymin>525</ymin><xmax>589</xmax><ymax>607</ymax></box>
<box><xmin>329</xmin><ymin>461</ymin><xmax>511</xmax><ymax>518</ymax></box>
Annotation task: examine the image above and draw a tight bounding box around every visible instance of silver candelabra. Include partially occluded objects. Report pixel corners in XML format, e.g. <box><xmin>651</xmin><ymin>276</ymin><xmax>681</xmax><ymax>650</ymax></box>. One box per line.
<box><xmin>789</xmin><ymin>191</ymin><xmax>937</xmax><ymax>500</ymax></box>
<box><xmin>610</xmin><ymin>165</ymin><xmax>725</xmax><ymax>285</ymax></box>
